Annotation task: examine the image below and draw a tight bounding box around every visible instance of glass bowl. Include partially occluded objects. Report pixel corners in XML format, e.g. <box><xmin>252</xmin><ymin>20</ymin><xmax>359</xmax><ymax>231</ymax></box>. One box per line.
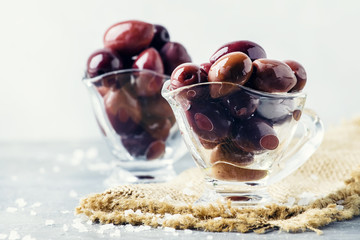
<box><xmin>162</xmin><ymin>81</ymin><xmax>324</xmax><ymax>205</ymax></box>
<box><xmin>83</xmin><ymin>69</ymin><xmax>186</xmax><ymax>182</ymax></box>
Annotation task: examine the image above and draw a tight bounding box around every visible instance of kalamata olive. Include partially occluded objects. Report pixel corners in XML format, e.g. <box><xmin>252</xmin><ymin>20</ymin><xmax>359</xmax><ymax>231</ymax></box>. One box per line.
<box><xmin>160</xmin><ymin>42</ymin><xmax>192</xmax><ymax>75</ymax></box>
<box><xmin>132</xmin><ymin>48</ymin><xmax>164</xmax><ymax>74</ymax></box>
<box><xmin>256</xmin><ymin>98</ymin><xmax>294</xmax><ymax>124</ymax></box>
<box><xmin>208</xmin><ymin>52</ymin><xmax>253</xmax><ymax>98</ymax></box>
<box><xmin>222</xmin><ymin>89</ymin><xmax>259</xmax><ymax>119</ymax></box>
<box><xmin>233</xmin><ymin>117</ymin><xmax>279</xmax><ymax>152</ymax></box>
<box><xmin>210</xmin><ymin>40</ymin><xmax>267</xmax><ymax>63</ymax></box>
<box><xmin>86</xmin><ymin>48</ymin><xmax>124</xmax><ymax>78</ymax></box>
<box><xmin>170</xmin><ymin>63</ymin><xmax>207</xmax><ymax>90</ymax></box>
<box><xmin>142</xmin><ymin>117</ymin><xmax>172</xmax><ymax>140</ymax></box>
<box><xmin>200</xmin><ymin>62</ymin><xmax>213</xmax><ymax>74</ymax></box>
<box><xmin>198</xmin><ymin>137</ymin><xmax>219</xmax><ymax>149</ymax></box>
<box><xmin>146</xmin><ymin>140</ymin><xmax>166</xmax><ymax>160</ymax></box>
<box><xmin>104</xmin><ymin>88</ymin><xmax>141</xmax><ymax>123</ymax></box>
<box><xmin>210</xmin><ymin>163</ymin><xmax>268</xmax><ymax>182</ymax></box>
<box><xmin>210</xmin><ymin>142</ymin><xmax>254</xmax><ymax>167</ymax></box>
<box><xmin>185</xmin><ymin>101</ymin><xmax>232</xmax><ymax>142</ymax></box>
<box><xmin>121</xmin><ymin>128</ymin><xmax>160</xmax><ymax>159</ymax></box>
<box><xmin>140</xmin><ymin>95</ymin><xmax>175</xmax><ymax>125</ymax></box>
<box><xmin>150</xmin><ymin>24</ymin><xmax>170</xmax><ymax>50</ymax></box>
<box><xmin>103</xmin><ymin>20</ymin><xmax>154</xmax><ymax>56</ymax></box>
<box><xmin>283</xmin><ymin>60</ymin><xmax>307</xmax><ymax>92</ymax></box>
<box><xmin>97</xmin><ymin>86</ymin><xmax>109</xmax><ymax>97</ymax></box>
<box><xmin>251</xmin><ymin>59</ymin><xmax>296</xmax><ymax>93</ymax></box>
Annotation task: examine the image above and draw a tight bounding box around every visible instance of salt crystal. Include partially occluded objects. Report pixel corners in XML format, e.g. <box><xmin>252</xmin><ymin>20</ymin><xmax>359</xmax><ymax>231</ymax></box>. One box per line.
<box><xmin>61</xmin><ymin>210</ymin><xmax>70</xmax><ymax>214</ymax></box>
<box><xmin>22</xmin><ymin>235</ymin><xmax>36</xmax><ymax>240</ymax></box>
<box><xmin>173</xmin><ymin>232</ymin><xmax>179</xmax><ymax>236</ymax></box>
<box><xmin>213</xmin><ymin>217</ymin><xmax>222</xmax><ymax>221</ymax></box>
<box><xmin>285</xmin><ymin>197</ymin><xmax>296</xmax><ymax>207</ymax></box>
<box><xmin>124</xmin><ymin>209</ymin><xmax>134</xmax><ymax>217</ymax></box>
<box><xmin>69</xmin><ymin>190</ymin><xmax>78</xmax><ymax>198</ymax></box>
<box><xmin>163</xmin><ymin>227</ymin><xmax>175</xmax><ymax>232</ymax></box>
<box><xmin>0</xmin><ymin>234</ymin><xmax>7</xmax><ymax>240</ymax></box>
<box><xmin>124</xmin><ymin>224</ymin><xmax>135</xmax><ymax>232</ymax></box>
<box><xmin>63</xmin><ymin>224</ymin><xmax>69</xmax><ymax>232</ymax></box>
<box><xmin>31</xmin><ymin>202</ymin><xmax>42</xmax><ymax>208</ymax></box>
<box><xmin>133</xmin><ymin>225</ymin><xmax>151</xmax><ymax>232</ymax></box>
<box><xmin>45</xmin><ymin>219</ymin><xmax>55</xmax><ymax>226</ymax></box>
<box><xmin>298</xmin><ymin>192</ymin><xmax>316</xmax><ymax>206</ymax></box>
<box><xmin>135</xmin><ymin>209</ymin><xmax>142</xmax><ymax>215</ymax></box>
<box><xmin>53</xmin><ymin>166</ymin><xmax>60</xmax><ymax>173</ymax></box>
<box><xmin>97</xmin><ymin>224</ymin><xmax>115</xmax><ymax>234</ymax></box>
<box><xmin>56</xmin><ymin>154</ymin><xmax>66</xmax><ymax>162</ymax></box>
<box><xmin>110</xmin><ymin>229</ymin><xmax>121</xmax><ymax>237</ymax></box>
<box><xmin>86</xmin><ymin>147</ymin><xmax>98</xmax><ymax>159</ymax></box>
<box><xmin>336</xmin><ymin>205</ymin><xmax>344</xmax><ymax>211</ymax></box>
<box><xmin>310</xmin><ymin>174</ymin><xmax>319</xmax><ymax>180</ymax></box>
<box><xmin>39</xmin><ymin>168</ymin><xmax>46</xmax><ymax>174</ymax></box>
<box><xmin>11</xmin><ymin>176</ymin><xmax>18</xmax><ymax>181</ymax></box>
<box><xmin>182</xmin><ymin>188</ymin><xmax>195</xmax><ymax>196</ymax></box>
<box><xmin>15</xmin><ymin>198</ymin><xmax>27</xmax><ymax>208</ymax></box>
<box><xmin>30</xmin><ymin>210</ymin><xmax>37</xmax><ymax>216</ymax></box>
<box><xmin>72</xmin><ymin>219</ymin><xmax>88</xmax><ymax>232</ymax></box>
<box><xmin>184</xmin><ymin>229</ymin><xmax>192</xmax><ymax>234</ymax></box>
<box><xmin>8</xmin><ymin>231</ymin><xmax>20</xmax><ymax>240</ymax></box>
<box><xmin>6</xmin><ymin>207</ymin><xmax>17</xmax><ymax>213</ymax></box>
<box><xmin>206</xmin><ymin>235</ymin><xmax>213</xmax><ymax>240</ymax></box>
<box><xmin>337</xmin><ymin>200</ymin><xmax>345</xmax><ymax>205</ymax></box>
<box><xmin>71</xmin><ymin>149</ymin><xmax>85</xmax><ymax>166</ymax></box>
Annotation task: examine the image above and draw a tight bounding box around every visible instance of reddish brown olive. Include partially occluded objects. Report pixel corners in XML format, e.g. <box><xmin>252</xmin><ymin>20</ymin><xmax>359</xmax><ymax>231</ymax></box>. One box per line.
<box><xmin>103</xmin><ymin>20</ymin><xmax>154</xmax><ymax>56</ymax></box>
<box><xmin>170</xmin><ymin>63</ymin><xmax>207</xmax><ymax>90</ymax></box>
<box><xmin>283</xmin><ymin>60</ymin><xmax>307</xmax><ymax>92</ymax></box>
<box><xmin>160</xmin><ymin>42</ymin><xmax>192</xmax><ymax>75</ymax></box>
<box><xmin>210</xmin><ymin>163</ymin><xmax>268</xmax><ymax>182</ymax></box>
<box><xmin>251</xmin><ymin>59</ymin><xmax>296</xmax><ymax>93</ymax></box>
<box><xmin>210</xmin><ymin>142</ymin><xmax>254</xmax><ymax>167</ymax></box>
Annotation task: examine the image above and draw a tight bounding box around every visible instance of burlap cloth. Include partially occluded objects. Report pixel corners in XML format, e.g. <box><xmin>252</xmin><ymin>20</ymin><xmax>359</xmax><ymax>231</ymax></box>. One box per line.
<box><xmin>76</xmin><ymin>117</ymin><xmax>360</xmax><ymax>234</ymax></box>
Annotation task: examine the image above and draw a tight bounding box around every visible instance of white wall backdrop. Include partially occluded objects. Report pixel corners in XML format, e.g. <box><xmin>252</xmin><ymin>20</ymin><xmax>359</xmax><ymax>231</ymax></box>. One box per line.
<box><xmin>0</xmin><ymin>0</ymin><xmax>359</xmax><ymax>141</ymax></box>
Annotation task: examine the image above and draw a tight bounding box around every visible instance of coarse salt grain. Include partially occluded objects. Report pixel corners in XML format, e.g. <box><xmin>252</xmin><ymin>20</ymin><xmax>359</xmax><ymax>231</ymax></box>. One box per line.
<box><xmin>184</xmin><ymin>229</ymin><xmax>192</xmax><ymax>234</ymax></box>
<box><xmin>22</xmin><ymin>235</ymin><xmax>36</xmax><ymax>240</ymax></box>
<box><xmin>213</xmin><ymin>217</ymin><xmax>222</xmax><ymax>221</ymax></box>
<box><xmin>124</xmin><ymin>224</ymin><xmax>135</xmax><ymax>232</ymax></box>
<box><xmin>163</xmin><ymin>227</ymin><xmax>175</xmax><ymax>232</ymax></box>
<box><xmin>61</xmin><ymin>210</ymin><xmax>70</xmax><ymax>214</ymax></box>
<box><xmin>0</xmin><ymin>234</ymin><xmax>7</xmax><ymax>240</ymax></box>
<box><xmin>63</xmin><ymin>224</ymin><xmax>69</xmax><ymax>232</ymax></box>
<box><xmin>39</xmin><ymin>168</ymin><xmax>46</xmax><ymax>174</ymax></box>
<box><xmin>182</xmin><ymin>188</ymin><xmax>195</xmax><ymax>196</ymax></box>
<box><xmin>6</xmin><ymin>207</ymin><xmax>17</xmax><ymax>213</ymax></box>
<box><xmin>207</xmin><ymin>235</ymin><xmax>213</xmax><ymax>240</ymax></box>
<box><xmin>11</xmin><ymin>176</ymin><xmax>18</xmax><ymax>181</ymax></box>
<box><xmin>8</xmin><ymin>231</ymin><xmax>20</xmax><ymax>240</ymax></box>
<box><xmin>285</xmin><ymin>197</ymin><xmax>296</xmax><ymax>207</ymax></box>
<box><xmin>97</xmin><ymin>224</ymin><xmax>115</xmax><ymax>234</ymax></box>
<box><xmin>71</xmin><ymin>149</ymin><xmax>85</xmax><ymax>166</ymax></box>
<box><xmin>110</xmin><ymin>229</ymin><xmax>121</xmax><ymax>237</ymax></box>
<box><xmin>336</xmin><ymin>205</ymin><xmax>344</xmax><ymax>211</ymax></box>
<box><xmin>69</xmin><ymin>190</ymin><xmax>78</xmax><ymax>198</ymax></box>
<box><xmin>134</xmin><ymin>225</ymin><xmax>151</xmax><ymax>232</ymax></box>
<box><xmin>53</xmin><ymin>166</ymin><xmax>60</xmax><ymax>173</ymax></box>
<box><xmin>15</xmin><ymin>198</ymin><xmax>27</xmax><ymax>208</ymax></box>
<box><xmin>31</xmin><ymin>202</ymin><xmax>42</xmax><ymax>208</ymax></box>
<box><xmin>86</xmin><ymin>147</ymin><xmax>99</xmax><ymax>159</ymax></box>
<box><xmin>173</xmin><ymin>232</ymin><xmax>179</xmax><ymax>236</ymax></box>
<box><xmin>30</xmin><ymin>210</ymin><xmax>36</xmax><ymax>216</ymax></box>
<box><xmin>45</xmin><ymin>219</ymin><xmax>55</xmax><ymax>226</ymax></box>
<box><xmin>72</xmin><ymin>219</ymin><xmax>88</xmax><ymax>232</ymax></box>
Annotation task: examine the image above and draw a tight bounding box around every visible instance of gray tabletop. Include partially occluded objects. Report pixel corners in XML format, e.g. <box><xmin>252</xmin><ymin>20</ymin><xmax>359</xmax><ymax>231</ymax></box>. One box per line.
<box><xmin>0</xmin><ymin>141</ymin><xmax>359</xmax><ymax>240</ymax></box>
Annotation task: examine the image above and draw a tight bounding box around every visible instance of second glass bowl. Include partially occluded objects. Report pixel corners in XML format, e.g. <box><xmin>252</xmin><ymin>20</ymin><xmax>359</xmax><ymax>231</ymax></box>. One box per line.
<box><xmin>83</xmin><ymin>69</ymin><xmax>186</xmax><ymax>180</ymax></box>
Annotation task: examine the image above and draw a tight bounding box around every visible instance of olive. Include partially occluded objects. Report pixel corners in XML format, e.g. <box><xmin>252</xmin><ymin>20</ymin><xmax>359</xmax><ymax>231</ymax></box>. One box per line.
<box><xmin>283</xmin><ymin>60</ymin><xmax>307</xmax><ymax>92</ymax></box>
<box><xmin>210</xmin><ymin>163</ymin><xmax>268</xmax><ymax>182</ymax></box>
<box><xmin>160</xmin><ymin>42</ymin><xmax>192</xmax><ymax>75</ymax></box>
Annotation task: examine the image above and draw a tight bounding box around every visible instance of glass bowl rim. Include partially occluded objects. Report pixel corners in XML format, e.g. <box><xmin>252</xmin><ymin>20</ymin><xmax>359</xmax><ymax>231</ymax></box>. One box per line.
<box><xmin>161</xmin><ymin>80</ymin><xmax>307</xmax><ymax>100</ymax></box>
<box><xmin>82</xmin><ymin>69</ymin><xmax>171</xmax><ymax>84</ymax></box>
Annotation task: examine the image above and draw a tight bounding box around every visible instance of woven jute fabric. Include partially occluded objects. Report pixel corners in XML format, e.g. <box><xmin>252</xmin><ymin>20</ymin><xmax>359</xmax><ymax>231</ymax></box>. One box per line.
<box><xmin>76</xmin><ymin>117</ymin><xmax>360</xmax><ymax>234</ymax></box>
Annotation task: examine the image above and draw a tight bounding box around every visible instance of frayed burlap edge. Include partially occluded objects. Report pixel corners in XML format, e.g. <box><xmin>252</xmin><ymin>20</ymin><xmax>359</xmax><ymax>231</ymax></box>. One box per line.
<box><xmin>75</xmin><ymin>167</ymin><xmax>360</xmax><ymax>234</ymax></box>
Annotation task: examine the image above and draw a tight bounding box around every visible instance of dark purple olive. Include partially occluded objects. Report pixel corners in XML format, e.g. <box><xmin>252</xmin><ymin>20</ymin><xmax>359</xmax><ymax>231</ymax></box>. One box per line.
<box><xmin>160</xmin><ymin>42</ymin><xmax>192</xmax><ymax>75</ymax></box>
<box><xmin>210</xmin><ymin>163</ymin><xmax>268</xmax><ymax>182</ymax></box>
<box><xmin>208</xmin><ymin>52</ymin><xmax>253</xmax><ymax>98</ymax></box>
<box><xmin>210</xmin><ymin>142</ymin><xmax>254</xmax><ymax>167</ymax></box>
<box><xmin>200</xmin><ymin>62</ymin><xmax>212</xmax><ymax>74</ymax></box>
<box><xmin>86</xmin><ymin>48</ymin><xmax>124</xmax><ymax>78</ymax></box>
<box><xmin>142</xmin><ymin>117</ymin><xmax>172</xmax><ymax>140</ymax></box>
<box><xmin>233</xmin><ymin>117</ymin><xmax>279</xmax><ymax>152</ymax></box>
<box><xmin>104</xmin><ymin>88</ymin><xmax>142</xmax><ymax>128</ymax></box>
<box><xmin>283</xmin><ymin>60</ymin><xmax>307</xmax><ymax>92</ymax></box>
<box><xmin>133</xmin><ymin>48</ymin><xmax>164</xmax><ymax>74</ymax></box>
<box><xmin>185</xmin><ymin>101</ymin><xmax>232</xmax><ymax>142</ymax></box>
<box><xmin>251</xmin><ymin>59</ymin><xmax>296</xmax><ymax>93</ymax></box>
<box><xmin>103</xmin><ymin>20</ymin><xmax>154</xmax><ymax>56</ymax></box>
<box><xmin>140</xmin><ymin>95</ymin><xmax>175</xmax><ymax>122</ymax></box>
<box><xmin>150</xmin><ymin>24</ymin><xmax>170</xmax><ymax>50</ymax></box>
<box><xmin>198</xmin><ymin>137</ymin><xmax>219</xmax><ymax>149</ymax></box>
<box><xmin>256</xmin><ymin>98</ymin><xmax>294</xmax><ymax>124</ymax></box>
<box><xmin>146</xmin><ymin>140</ymin><xmax>166</xmax><ymax>160</ymax></box>
<box><xmin>210</xmin><ymin>40</ymin><xmax>267</xmax><ymax>63</ymax></box>
<box><xmin>170</xmin><ymin>63</ymin><xmax>207</xmax><ymax>90</ymax></box>
<box><xmin>121</xmin><ymin>128</ymin><xmax>162</xmax><ymax>159</ymax></box>
<box><xmin>222</xmin><ymin>89</ymin><xmax>259</xmax><ymax>119</ymax></box>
